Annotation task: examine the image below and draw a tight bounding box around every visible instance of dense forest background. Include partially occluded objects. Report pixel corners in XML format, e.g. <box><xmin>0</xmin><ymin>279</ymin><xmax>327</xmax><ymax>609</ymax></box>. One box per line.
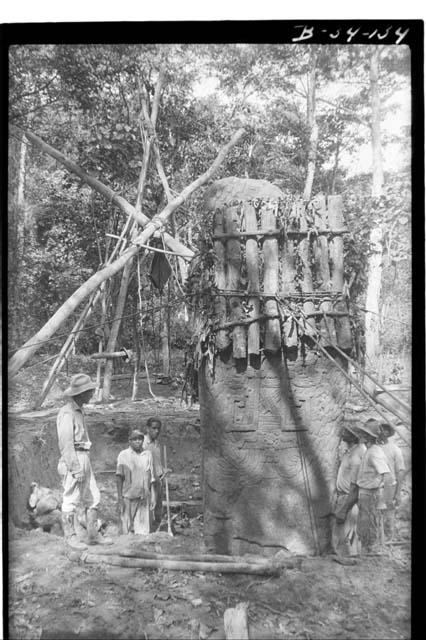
<box><xmin>8</xmin><ymin>43</ymin><xmax>412</xmax><ymax>398</ymax></box>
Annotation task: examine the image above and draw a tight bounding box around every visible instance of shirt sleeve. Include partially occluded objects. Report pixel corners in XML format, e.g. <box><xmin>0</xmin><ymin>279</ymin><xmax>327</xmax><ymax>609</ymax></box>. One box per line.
<box><xmin>57</xmin><ymin>410</ymin><xmax>80</xmax><ymax>474</ymax></box>
<box><xmin>116</xmin><ymin>452</ymin><xmax>125</xmax><ymax>476</ymax></box>
<box><xmin>371</xmin><ymin>450</ymin><xmax>390</xmax><ymax>475</ymax></box>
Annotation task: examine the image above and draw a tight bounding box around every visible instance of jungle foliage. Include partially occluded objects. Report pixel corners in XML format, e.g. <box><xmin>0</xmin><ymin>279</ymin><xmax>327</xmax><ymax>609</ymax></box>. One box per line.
<box><xmin>8</xmin><ymin>43</ymin><xmax>411</xmax><ymax>383</ymax></box>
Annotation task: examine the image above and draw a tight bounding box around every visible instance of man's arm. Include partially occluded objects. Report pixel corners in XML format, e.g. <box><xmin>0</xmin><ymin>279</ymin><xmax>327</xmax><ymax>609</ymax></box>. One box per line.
<box><xmin>57</xmin><ymin>411</ymin><xmax>82</xmax><ymax>479</ymax></box>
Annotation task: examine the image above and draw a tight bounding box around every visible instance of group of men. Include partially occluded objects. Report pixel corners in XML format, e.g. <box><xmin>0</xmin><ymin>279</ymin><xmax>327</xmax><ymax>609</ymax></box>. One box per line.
<box><xmin>332</xmin><ymin>417</ymin><xmax>406</xmax><ymax>556</ymax></box>
<box><xmin>56</xmin><ymin>373</ymin><xmax>169</xmax><ymax>550</ymax></box>
<box><xmin>56</xmin><ymin>373</ymin><xmax>406</xmax><ymax>556</ymax></box>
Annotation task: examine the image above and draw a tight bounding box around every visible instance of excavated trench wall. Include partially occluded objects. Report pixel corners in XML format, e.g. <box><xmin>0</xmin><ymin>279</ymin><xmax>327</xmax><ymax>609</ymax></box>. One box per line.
<box><xmin>199</xmin><ymin>177</ymin><xmax>351</xmax><ymax>556</ymax></box>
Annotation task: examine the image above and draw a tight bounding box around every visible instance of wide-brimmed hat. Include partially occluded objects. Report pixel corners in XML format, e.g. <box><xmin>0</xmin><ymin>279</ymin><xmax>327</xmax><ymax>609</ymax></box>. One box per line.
<box><xmin>380</xmin><ymin>422</ymin><xmax>396</xmax><ymax>436</ymax></box>
<box><xmin>357</xmin><ymin>418</ymin><xmax>382</xmax><ymax>439</ymax></box>
<box><xmin>63</xmin><ymin>373</ymin><xmax>96</xmax><ymax>397</ymax></box>
<box><xmin>342</xmin><ymin>424</ymin><xmax>360</xmax><ymax>439</ymax></box>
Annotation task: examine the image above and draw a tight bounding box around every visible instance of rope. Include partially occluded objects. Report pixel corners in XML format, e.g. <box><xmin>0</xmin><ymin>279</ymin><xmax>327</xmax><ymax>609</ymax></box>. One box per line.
<box><xmin>328</xmin><ymin>340</ymin><xmax>411</xmax><ymax>415</ymax></box>
<box><xmin>283</xmin><ymin>305</ymin><xmax>411</xmax><ymax>443</ymax></box>
<box><xmin>351</xmin><ymin>301</ymin><xmax>410</xmax><ymax>328</ymax></box>
<box><xmin>275</xmin><ymin>302</ymin><xmax>320</xmax><ymax>552</ymax></box>
<box><xmin>134</xmin><ymin>241</ymin><xmax>190</xmax><ymax>259</ymax></box>
<box><xmin>296</xmin><ymin>428</ymin><xmax>320</xmax><ymax>555</ymax></box>
<box><xmin>9</xmin><ymin>295</ymin><xmax>189</xmax><ymax>356</ymax></box>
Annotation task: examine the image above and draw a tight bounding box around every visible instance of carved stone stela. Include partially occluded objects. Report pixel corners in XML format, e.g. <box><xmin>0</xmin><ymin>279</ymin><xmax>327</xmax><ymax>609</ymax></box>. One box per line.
<box><xmin>197</xmin><ymin>177</ymin><xmax>351</xmax><ymax>556</ymax></box>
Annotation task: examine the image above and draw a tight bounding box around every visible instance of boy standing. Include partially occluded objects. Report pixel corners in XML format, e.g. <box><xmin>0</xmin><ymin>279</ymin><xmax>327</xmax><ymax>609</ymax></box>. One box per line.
<box><xmin>143</xmin><ymin>417</ymin><xmax>169</xmax><ymax>530</ymax></box>
<box><xmin>116</xmin><ymin>430</ymin><xmax>156</xmax><ymax>535</ymax></box>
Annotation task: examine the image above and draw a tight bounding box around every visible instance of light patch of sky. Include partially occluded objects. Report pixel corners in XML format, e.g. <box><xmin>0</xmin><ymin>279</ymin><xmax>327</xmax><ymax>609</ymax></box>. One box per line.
<box><xmin>192</xmin><ymin>56</ymin><xmax>411</xmax><ymax>178</ymax></box>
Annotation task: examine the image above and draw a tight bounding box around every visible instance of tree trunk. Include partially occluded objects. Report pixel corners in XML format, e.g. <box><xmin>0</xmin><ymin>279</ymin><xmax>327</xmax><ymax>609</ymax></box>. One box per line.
<box><xmin>365</xmin><ymin>46</ymin><xmax>384</xmax><ymax>373</ymax></box>
<box><xmin>303</xmin><ymin>47</ymin><xmax>319</xmax><ymax>201</ymax></box>
<box><xmin>102</xmin><ymin>259</ymin><xmax>133</xmax><ymax>401</ymax></box>
<box><xmin>160</xmin><ymin>314</ymin><xmax>170</xmax><ymax>377</ymax></box>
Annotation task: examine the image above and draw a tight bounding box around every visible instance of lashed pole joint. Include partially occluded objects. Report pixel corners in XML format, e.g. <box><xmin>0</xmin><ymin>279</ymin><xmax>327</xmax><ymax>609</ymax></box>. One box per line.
<box><xmin>9</xmin><ymin>125</ymin><xmax>249</xmax><ymax>377</ymax></box>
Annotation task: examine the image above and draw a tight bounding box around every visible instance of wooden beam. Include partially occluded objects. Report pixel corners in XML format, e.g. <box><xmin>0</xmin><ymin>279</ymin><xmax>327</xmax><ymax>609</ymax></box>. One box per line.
<box><xmin>16</xmin><ymin>126</ymin><xmax>194</xmax><ymax>261</ymax></box>
<box><xmin>9</xmin><ymin>125</ymin><xmax>248</xmax><ymax>377</ymax></box>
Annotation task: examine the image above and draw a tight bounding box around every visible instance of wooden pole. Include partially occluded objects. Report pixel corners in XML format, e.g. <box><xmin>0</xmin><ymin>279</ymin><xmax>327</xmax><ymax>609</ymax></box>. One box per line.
<box><xmin>297</xmin><ymin>202</ymin><xmax>316</xmax><ymax>337</ymax></box>
<box><xmin>213</xmin><ymin>209</ymin><xmax>231</xmax><ymax>351</ymax></box>
<box><xmin>244</xmin><ymin>202</ymin><xmax>260</xmax><ymax>356</ymax></box>
<box><xmin>281</xmin><ymin>209</ymin><xmax>298</xmax><ymax>350</ymax></box>
<box><xmin>90</xmin><ymin>548</ymin><xmax>279</xmax><ymax>565</ymax></box>
<box><xmin>82</xmin><ymin>553</ymin><xmax>280</xmax><ymax>576</ymax></box>
<box><xmin>17</xmin><ymin>127</ymin><xmax>193</xmax><ymax>261</ymax></box>
<box><xmin>163</xmin><ymin>445</ymin><xmax>173</xmax><ymax>537</ymax></box>
<box><xmin>314</xmin><ymin>195</ymin><xmax>336</xmax><ymax>347</ymax></box>
<box><xmin>9</xmin><ymin>125</ymin><xmax>248</xmax><ymax>376</ymax></box>
<box><xmin>34</xmin><ymin>290</ymin><xmax>101</xmax><ymax>408</ymax></box>
<box><xmin>224</xmin><ymin>206</ymin><xmax>246</xmax><ymax>359</ymax></box>
<box><xmin>102</xmin><ymin>258</ymin><xmax>134</xmax><ymax>400</ymax></box>
<box><xmin>261</xmin><ymin>203</ymin><xmax>281</xmax><ymax>352</ymax></box>
<box><xmin>328</xmin><ymin>195</ymin><xmax>352</xmax><ymax>349</ymax></box>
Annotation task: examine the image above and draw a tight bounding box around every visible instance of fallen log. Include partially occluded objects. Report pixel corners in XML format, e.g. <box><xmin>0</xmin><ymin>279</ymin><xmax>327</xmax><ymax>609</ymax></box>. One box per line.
<box><xmin>81</xmin><ymin>552</ymin><xmax>281</xmax><ymax>575</ymax></box>
<box><xmin>89</xmin><ymin>547</ymin><xmax>275</xmax><ymax>565</ymax></box>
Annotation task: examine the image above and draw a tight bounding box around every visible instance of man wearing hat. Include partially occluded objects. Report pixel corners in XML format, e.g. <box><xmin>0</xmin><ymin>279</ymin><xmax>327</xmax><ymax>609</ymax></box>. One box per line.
<box><xmin>57</xmin><ymin>373</ymin><xmax>112</xmax><ymax>549</ymax></box>
<box><xmin>116</xmin><ymin>429</ymin><xmax>156</xmax><ymax>535</ymax></box>
<box><xmin>380</xmin><ymin>422</ymin><xmax>406</xmax><ymax>540</ymax></box>
<box><xmin>355</xmin><ymin>418</ymin><xmax>391</xmax><ymax>553</ymax></box>
<box><xmin>332</xmin><ymin>425</ymin><xmax>366</xmax><ymax>556</ymax></box>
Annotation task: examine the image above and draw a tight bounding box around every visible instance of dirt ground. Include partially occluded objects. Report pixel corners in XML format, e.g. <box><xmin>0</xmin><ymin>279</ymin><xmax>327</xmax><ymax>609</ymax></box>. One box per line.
<box><xmin>8</xmin><ymin>368</ymin><xmax>411</xmax><ymax>640</ymax></box>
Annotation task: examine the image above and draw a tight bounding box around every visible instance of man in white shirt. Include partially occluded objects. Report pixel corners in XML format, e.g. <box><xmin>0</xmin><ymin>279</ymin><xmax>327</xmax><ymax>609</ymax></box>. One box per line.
<box><xmin>57</xmin><ymin>373</ymin><xmax>112</xmax><ymax>549</ymax></box>
<box><xmin>380</xmin><ymin>422</ymin><xmax>406</xmax><ymax>540</ymax></box>
<box><xmin>355</xmin><ymin>419</ymin><xmax>391</xmax><ymax>553</ymax></box>
<box><xmin>332</xmin><ymin>425</ymin><xmax>366</xmax><ymax>556</ymax></box>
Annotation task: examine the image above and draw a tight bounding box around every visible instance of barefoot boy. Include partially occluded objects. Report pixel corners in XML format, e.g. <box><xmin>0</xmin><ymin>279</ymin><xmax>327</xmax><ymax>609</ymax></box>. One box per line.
<box><xmin>116</xmin><ymin>430</ymin><xmax>156</xmax><ymax>535</ymax></box>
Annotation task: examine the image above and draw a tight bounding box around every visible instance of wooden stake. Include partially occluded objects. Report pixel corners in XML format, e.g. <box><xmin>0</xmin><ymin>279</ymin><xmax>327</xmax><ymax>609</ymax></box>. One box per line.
<box><xmin>314</xmin><ymin>195</ymin><xmax>336</xmax><ymax>347</ymax></box>
<box><xmin>244</xmin><ymin>202</ymin><xmax>260</xmax><ymax>355</ymax></box>
<box><xmin>213</xmin><ymin>209</ymin><xmax>231</xmax><ymax>351</ymax></box>
<box><xmin>297</xmin><ymin>201</ymin><xmax>316</xmax><ymax>337</ymax></box>
<box><xmin>224</xmin><ymin>206</ymin><xmax>247</xmax><ymax>359</ymax></box>
<box><xmin>261</xmin><ymin>204</ymin><xmax>281</xmax><ymax>352</ymax></box>
<box><xmin>224</xmin><ymin>602</ymin><xmax>249</xmax><ymax>640</ymax></box>
<box><xmin>328</xmin><ymin>195</ymin><xmax>352</xmax><ymax>349</ymax></box>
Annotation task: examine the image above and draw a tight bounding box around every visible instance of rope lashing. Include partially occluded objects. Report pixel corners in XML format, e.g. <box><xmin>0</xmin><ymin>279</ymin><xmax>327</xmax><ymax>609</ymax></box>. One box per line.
<box><xmin>133</xmin><ymin>241</ymin><xmax>191</xmax><ymax>259</ymax></box>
